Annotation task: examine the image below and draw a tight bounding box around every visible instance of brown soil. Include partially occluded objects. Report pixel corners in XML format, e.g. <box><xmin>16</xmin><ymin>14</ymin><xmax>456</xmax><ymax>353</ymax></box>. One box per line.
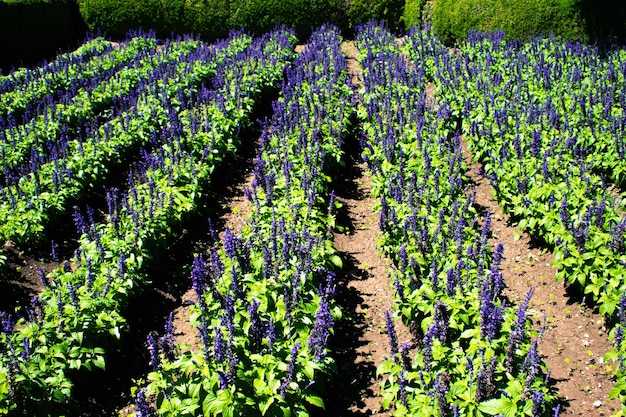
<box><xmin>326</xmin><ymin>161</ymin><xmax>412</xmax><ymax>416</ymax></box>
<box><xmin>462</xmin><ymin>139</ymin><xmax>621</xmax><ymax>416</ymax></box>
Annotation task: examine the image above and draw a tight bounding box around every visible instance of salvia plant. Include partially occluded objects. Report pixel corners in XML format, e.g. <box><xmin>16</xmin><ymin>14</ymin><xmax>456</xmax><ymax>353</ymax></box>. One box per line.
<box><xmin>0</xmin><ymin>28</ymin><xmax>295</xmax><ymax>415</ymax></box>
<box><xmin>355</xmin><ymin>21</ymin><xmax>558</xmax><ymax>416</ymax></box>
<box><xmin>0</xmin><ymin>35</ymin><xmax>113</xmax><ymax>117</ymax></box>
<box><xmin>134</xmin><ymin>24</ymin><xmax>352</xmax><ymax>417</ymax></box>
<box><xmin>397</xmin><ymin>24</ymin><xmax>626</xmax><ymax>412</ymax></box>
<box><xmin>0</xmin><ymin>32</ymin><xmax>256</xmax><ymax>247</ymax></box>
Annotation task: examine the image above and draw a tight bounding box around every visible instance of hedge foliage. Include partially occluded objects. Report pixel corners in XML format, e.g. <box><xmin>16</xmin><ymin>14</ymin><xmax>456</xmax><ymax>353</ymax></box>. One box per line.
<box><xmin>345</xmin><ymin>0</ymin><xmax>405</xmax><ymax>31</ymax></box>
<box><xmin>77</xmin><ymin>0</ymin><xmax>232</xmax><ymax>39</ymax></box>
<box><xmin>401</xmin><ymin>0</ymin><xmax>425</xmax><ymax>30</ymax></box>
<box><xmin>2</xmin><ymin>0</ymin><xmax>626</xmax><ymax>71</ymax></box>
<box><xmin>228</xmin><ymin>0</ymin><xmax>343</xmax><ymax>38</ymax></box>
<box><xmin>431</xmin><ymin>0</ymin><xmax>625</xmax><ymax>44</ymax></box>
<box><xmin>77</xmin><ymin>0</ymin><xmax>348</xmax><ymax>40</ymax></box>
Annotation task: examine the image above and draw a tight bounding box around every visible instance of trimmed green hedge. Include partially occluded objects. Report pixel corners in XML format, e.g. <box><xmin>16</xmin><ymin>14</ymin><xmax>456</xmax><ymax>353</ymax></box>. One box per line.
<box><xmin>228</xmin><ymin>0</ymin><xmax>343</xmax><ymax>38</ymax></box>
<box><xmin>401</xmin><ymin>0</ymin><xmax>425</xmax><ymax>30</ymax></box>
<box><xmin>346</xmin><ymin>0</ymin><xmax>404</xmax><ymax>31</ymax></box>
<box><xmin>431</xmin><ymin>0</ymin><xmax>586</xmax><ymax>43</ymax></box>
<box><xmin>0</xmin><ymin>0</ymin><xmax>86</xmax><ymax>72</ymax></box>
<box><xmin>78</xmin><ymin>0</ymin><xmax>347</xmax><ymax>41</ymax></box>
<box><xmin>77</xmin><ymin>0</ymin><xmax>232</xmax><ymax>40</ymax></box>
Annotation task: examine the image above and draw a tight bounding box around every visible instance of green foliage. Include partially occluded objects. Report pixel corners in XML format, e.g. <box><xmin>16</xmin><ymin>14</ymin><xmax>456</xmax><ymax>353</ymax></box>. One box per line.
<box><xmin>401</xmin><ymin>0</ymin><xmax>425</xmax><ymax>30</ymax></box>
<box><xmin>346</xmin><ymin>0</ymin><xmax>405</xmax><ymax>30</ymax></box>
<box><xmin>183</xmin><ymin>0</ymin><xmax>232</xmax><ymax>40</ymax></box>
<box><xmin>229</xmin><ymin>0</ymin><xmax>338</xmax><ymax>38</ymax></box>
<box><xmin>431</xmin><ymin>0</ymin><xmax>586</xmax><ymax>44</ymax></box>
<box><xmin>78</xmin><ymin>0</ymin><xmax>166</xmax><ymax>38</ymax></box>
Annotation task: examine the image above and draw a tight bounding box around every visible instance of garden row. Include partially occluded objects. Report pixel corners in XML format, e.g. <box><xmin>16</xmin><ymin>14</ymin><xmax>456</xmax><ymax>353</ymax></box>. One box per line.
<box><xmin>130</xmin><ymin>24</ymin><xmax>354</xmax><ymax>417</ymax></box>
<box><xmin>354</xmin><ymin>21</ymin><xmax>557</xmax><ymax>416</ymax></box>
<box><xmin>0</xmin><ymin>31</ymin><xmax>253</xmax><ymax>249</ymax></box>
<box><xmin>396</xmin><ymin>25</ymin><xmax>626</xmax><ymax>412</ymax></box>
<box><xmin>0</xmin><ymin>27</ymin><xmax>296</xmax><ymax>416</ymax></box>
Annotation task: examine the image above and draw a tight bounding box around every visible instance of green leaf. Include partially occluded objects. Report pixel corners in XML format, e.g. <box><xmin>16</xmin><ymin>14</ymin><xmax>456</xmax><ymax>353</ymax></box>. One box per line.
<box><xmin>93</xmin><ymin>355</ymin><xmax>106</xmax><ymax>370</ymax></box>
<box><xmin>501</xmin><ymin>398</ymin><xmax>518</xmax><ymax>417</ymax></box>
<box><xmin>258</xmin><ymin>396</ymin><xmax>275</xmax><ymax>415</ymax></box>
<box><xmin>305</xmin><ymin>395</ymin><xmax>325</xmax><ymax>409</ymax></box>
<box><xmin>478</xmin><ymin>398</ymin><xmax>504</xmax><ymax>415</ymax></box>
<box><xmin>330</xmin><ymin>255</ymin><xmax>343</xmax><ymax>268</ymax></box>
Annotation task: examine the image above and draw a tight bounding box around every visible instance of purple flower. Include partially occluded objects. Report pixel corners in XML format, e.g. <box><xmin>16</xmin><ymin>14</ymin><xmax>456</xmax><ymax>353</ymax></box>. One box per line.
<box><xmin>134</xmin><ymin>389</ymin><xmax>154</xmax><ymax>417</ymax></box>
<box><xmin>480</xmin><ymin>268</ymin><xmax>505</xmax><ymax>341</ymax></box>
<box><xmin>190</xmin><ymin>254</ymin><xmax>207</xmax><ymax>304</ymax></box>
<box><xmin>214</xmin><ymin>326</ymin><xmax>226</xmax><ymax>363</ymax></box>
<box><xmin>267</xmin><ymin>319</ymin><xmax>276</xmax><ymax>353</ymax></box>
<box><xmin>21</xmin><ymin>337</ymin><xmax>30</xmax><ymax>360</ymax></box>
<box><xmin>118</xmin><ymin>251</ymin><xmax>126</xmax><ymax>279</ymax></box>
<box><xmin>160</xmin><ymin>312</ymin><xmax>176</xmax><ymax>361</ymax></box>
<box><xmin>197</xmin><ymin>315</ymin><xmax>211</xmax><ymax>362</ymax></box>
<box><xmin>72</xmin><ymin>207</ymin><xmax>88</xmax><ymax>235</ymax></box>
<box><xmin>248</xmin><ymin>299</ymin><xmax>264</xmax><ymax>353</ymax></box>
<box><xmin>400</xmin><ymin>341</ymin><xmax>412</xmax><ymax>370</ymax></box>
<box><xmin>67</xmin><ymin>282</ymin><xmax>79</xmax><ymax>310</ymax></box>
<box><xmin>37</xmin><ymin>268</ymin><xmax>48</xmax><ymax>288</ymax></box>
<box><xmin>531</xmin><ymin>389</ymin><xmax>545</xmax><ymax>416</ymax></box>
<box><xmin>559</xmin><ymin>198</ymin><xmax>570</xmax><ymax>229</ymax></box>
<box><xmin>491</xmin><ymin>243</ymin><xmax>505</xmax><ymax>269</ymax></box>
<box><xmin>147</xmin><ymin>332</ymin><xmax>160</xmax><ymax>370</ymax></box>
<box><xmin>506</xmin><ymin>287</ymin><xmax>533</xmax><ymax>372</ymax></box>
<box><xmin>280</xmin><ymin>342</ymin><xmax>301</xmax><ymax>398</ymax></box>
<box><xmin>86</xmin><ymin>257</ymin><xmax>95</xmax><ymax>292</ymax></box>
<box><xmin>475</xmin><ymin>354</ymin><xmax>497</xmax><ymax>402</ymax></box>
<box><xmin>433</xmin><ymin>371</ymin><xmax>450</xmax><ymax>417</ymax></box>
<box><xmin>522</xmin><ymin>339</ymin><xmax>541</xmax><ymax>389</ymax></box>
<box><xmin>308</xmin><ymin>300</ymin><xmax>334</xmax><ymax>361</ymax></box>
<box><xmin>399</xmin><ymin>370</ymin><xmax>408</xmax><ymax>406</ymax></box>
<box><xmin>223</xmin><ymin>228</ymin><xmax>238</xmax><ymax>260</ymax></box>
<box><xmin>50</xmin><ymin>240</ymin><xmax>59</xmax><ymax>262</ymax></box>
<box><xmin>385</xmin><ymin>310</ymin><xmax>399</xmax><ymax>357</ymax></box>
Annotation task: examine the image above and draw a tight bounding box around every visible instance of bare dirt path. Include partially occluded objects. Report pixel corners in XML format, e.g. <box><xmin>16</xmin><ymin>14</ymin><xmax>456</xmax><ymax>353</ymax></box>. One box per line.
<box><xmin>318</xmin><ymin>40</ymin><xmax>412</xmax><ymax>417</ymax></box>
<box><xmin>326</xmin><ymin>158</ymin><xmax>412</xmax><ymax>416</ymax></box>
<box><xmin>462</xmin><ymin>139</ymin><xmax>621</xmax><ymax>416</ymax></box>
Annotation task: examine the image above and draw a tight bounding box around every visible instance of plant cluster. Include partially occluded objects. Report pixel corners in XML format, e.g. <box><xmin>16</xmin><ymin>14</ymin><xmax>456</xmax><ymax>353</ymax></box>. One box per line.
<box><xmin>0</xmin><ymin>31</ymin><xmax>248</xmax><ymax>247</ymax></box>
<box><xmin>355</xmin><ymin>21</ymin><xmax>558</xmax><ymax>416</ymax></box>
<box><xmin>135</xmin><ymin>24</ymin><xmax>353</xmax><ymax>417</ymax></box>
<box><xmin>431</xmin><ymin>0</ymin><xmax>586</xmax><ymax>44</ymax></box>
<box><xmin>401</xmin><ymin>25</ymin><xmax>626</xmax><ymax>413</ymax></box>
<box><xmin>0</xmin><ymin>28</ymin><xmax>296</xmax><ymax>415</ymax></box>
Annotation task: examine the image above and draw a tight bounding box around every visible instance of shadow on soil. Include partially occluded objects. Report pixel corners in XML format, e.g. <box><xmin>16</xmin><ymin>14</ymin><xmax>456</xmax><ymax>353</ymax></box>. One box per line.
<box><xmin>316</xmin><ymin>253</ymin><xmax>378</xmax><ymax>417</ymax></box>
<box><xmin>313</xmin><ymin>126</ymin><xmax>380</xmax><ymax>416</ymax></box>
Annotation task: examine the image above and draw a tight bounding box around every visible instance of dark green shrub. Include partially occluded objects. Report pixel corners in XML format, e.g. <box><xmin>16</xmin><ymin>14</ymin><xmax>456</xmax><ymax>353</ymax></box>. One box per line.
<box><xmin>228</xmin><ymin>0</ymin><xmax>340</xmax><ymax>39</ymax></box>
<box><xmin>183</xmin><ymin>0</ymin><xmax>232</xmax><ymax>40</ymax></box>
<box><xmin>78</xmin><ymin>0</ymin><xmax>164</xmax><ymax>38</ymax></box>
<box><xmin>431</xmin><ymin>0</ymin><xmax>586</xmax><ymax>44</ymax></box>
<box><xmin>346</xmin><ymin>0</ymin><xmax>404</xmax><ymax>31</ymax></box>
<box><xmin>401</xmin><ymin>0</ymin><xmax>425</xmax><ymax>30</ymax></box>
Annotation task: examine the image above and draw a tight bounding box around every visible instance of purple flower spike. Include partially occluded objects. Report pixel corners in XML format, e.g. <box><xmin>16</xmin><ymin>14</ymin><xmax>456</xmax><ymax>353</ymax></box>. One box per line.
<box><xmin>134</xmin><ymin>389</ymin><xmax>154</xmax><ymax>417</ymax></box>
<box><xmin>280</xmin><ymin>342</ymin><xmax>301</xmax><ymax>398</ymax></box>
<box><xmin>147</xmin><ymin>332</ymin><xmax>160</xmax><ymax>370</ymax></box>
<box><xmin>309</xmin><ymin>300</ymin><xmax>334</xmax><ymax>361</ymax></box>
<box><xmin>385</xmin><ymin>310</ymin><xmax>399</xmax><ymax>357</ymax></box>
